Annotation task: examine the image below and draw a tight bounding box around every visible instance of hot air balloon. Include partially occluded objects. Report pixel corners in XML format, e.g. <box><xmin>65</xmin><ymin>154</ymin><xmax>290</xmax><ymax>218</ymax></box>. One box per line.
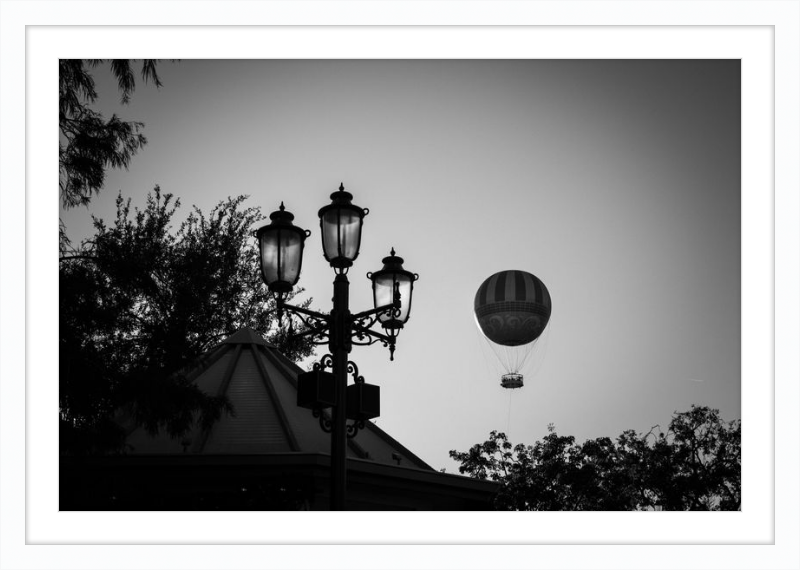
<box><xmin>474</xmin><ymin>270</ymin><xmax>552</xmax><ymax>388</ymax></box>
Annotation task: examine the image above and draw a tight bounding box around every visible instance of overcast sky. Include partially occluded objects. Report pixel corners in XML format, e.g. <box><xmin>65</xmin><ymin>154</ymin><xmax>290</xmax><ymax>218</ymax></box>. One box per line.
<box><xmin>60</xmin><ymin>59</ymin><xmax>741</xmax><ymax>471</ymax></box>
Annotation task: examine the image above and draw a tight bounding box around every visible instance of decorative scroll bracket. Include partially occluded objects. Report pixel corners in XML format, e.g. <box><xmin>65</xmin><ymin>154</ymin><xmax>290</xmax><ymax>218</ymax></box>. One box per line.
<box><xmin>277</xmin><ymin>301</ymin><xmax>331</xmax><ymax>345</ymax></box>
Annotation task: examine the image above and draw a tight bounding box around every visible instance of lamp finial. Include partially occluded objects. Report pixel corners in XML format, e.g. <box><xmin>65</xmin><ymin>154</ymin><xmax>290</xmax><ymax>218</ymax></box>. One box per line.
<box><xmin>339</xmin><ymin>182</ymin><xmax>345</xmax><ymax>192</ymax></box>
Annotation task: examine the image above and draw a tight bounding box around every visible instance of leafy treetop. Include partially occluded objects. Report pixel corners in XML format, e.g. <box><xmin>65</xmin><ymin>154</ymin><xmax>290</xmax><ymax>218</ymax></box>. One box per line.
<box><xmin>59</xmin><ymin>59</ymin><xmax>164</xmax><ymax>211</ymax></box>
<box><xmin>60</xmin><ymin>187</ymin><xmax>315</xmax><ymax>455</ymax></box>
<box><xmin>449</xmin><ymin>405</ymin><xmax>740</xmax><ymax>511</ymax></box>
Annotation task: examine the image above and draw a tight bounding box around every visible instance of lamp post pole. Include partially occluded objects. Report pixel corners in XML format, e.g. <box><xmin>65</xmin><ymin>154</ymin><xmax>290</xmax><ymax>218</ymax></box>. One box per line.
<box><xmin>329</xmin><ymin>273</ymin><xmax>350</xmax><ymax>510</ymax></box>
<box><xmin>256</xmin><ymin>183</ymin><xmax>419</xmax><ymax>511</ymax></box>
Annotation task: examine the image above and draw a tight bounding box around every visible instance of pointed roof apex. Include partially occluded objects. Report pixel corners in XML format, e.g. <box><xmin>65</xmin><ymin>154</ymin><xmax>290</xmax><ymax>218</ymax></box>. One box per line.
<box><xmin>222</xmin><ymin>326</ymin><xmax>275</xmax><ymax>348</ymax></box>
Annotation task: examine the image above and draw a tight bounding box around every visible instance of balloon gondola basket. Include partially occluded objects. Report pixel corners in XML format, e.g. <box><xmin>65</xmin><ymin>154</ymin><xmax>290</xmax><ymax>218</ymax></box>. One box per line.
<box><xmin>500</xmin><ymin>373</ymin><xmax>524</xmax><ymax>389</ymax></box>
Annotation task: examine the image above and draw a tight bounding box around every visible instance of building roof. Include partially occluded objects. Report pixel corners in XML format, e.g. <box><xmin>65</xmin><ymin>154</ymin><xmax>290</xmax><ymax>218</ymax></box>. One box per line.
<box><xmin>123</xmin><ymin>327</ymin><xmax>433</xmax><ymax>471</ymax></box>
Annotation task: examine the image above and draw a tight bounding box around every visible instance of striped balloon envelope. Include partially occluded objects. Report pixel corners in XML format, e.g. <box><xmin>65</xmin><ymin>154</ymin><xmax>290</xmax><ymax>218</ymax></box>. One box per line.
<box><xmin>474</xmin><ymin>270</ymin><xmax>552</xmax><ymax>346</ymax></box>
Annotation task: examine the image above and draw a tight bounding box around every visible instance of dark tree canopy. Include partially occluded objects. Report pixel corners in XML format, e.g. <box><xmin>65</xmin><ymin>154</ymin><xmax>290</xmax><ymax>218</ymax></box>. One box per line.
<box><xmin>60</xmin><ymin>188</ymin><xmax>316</xmax><ymax>455</ymax></box>
<box><xmin>450</xmin><ymin>405</ymin><xmax>740</xmax><ymax>511</ymax></box>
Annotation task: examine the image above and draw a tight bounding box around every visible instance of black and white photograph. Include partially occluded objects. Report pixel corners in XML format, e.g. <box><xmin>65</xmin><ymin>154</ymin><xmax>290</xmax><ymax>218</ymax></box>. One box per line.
<box><xmin>58</xmin><ymin>59</ymin><xmax>742</xmax><ymax>512</ymax></box>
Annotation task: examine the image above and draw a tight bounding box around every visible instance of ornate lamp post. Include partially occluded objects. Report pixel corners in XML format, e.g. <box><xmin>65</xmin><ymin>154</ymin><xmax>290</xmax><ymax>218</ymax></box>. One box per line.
<box><xmin>256</xmin><ymin>183</ymin><xmax>418</xmax><ymax>510</ymax></box>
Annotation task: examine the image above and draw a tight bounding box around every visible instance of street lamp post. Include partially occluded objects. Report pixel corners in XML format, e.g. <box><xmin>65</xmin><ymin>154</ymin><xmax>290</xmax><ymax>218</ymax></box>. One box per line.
<box><xmin>256</xmin><ymin>183</ymin><xmax>418</xmax><ymax>510</ymax></box>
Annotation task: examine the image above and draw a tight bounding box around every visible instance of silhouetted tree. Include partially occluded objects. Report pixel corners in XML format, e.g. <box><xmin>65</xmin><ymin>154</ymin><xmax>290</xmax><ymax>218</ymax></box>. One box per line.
<box><xmin>450</xmin><ymin>405</ymin><xmax>740</xmax><ymax>511</ymax></box>
<box><xmin>60</xmin><ymin>59</ymin><xmax>168</xmax><ymax>256</ymax></box>
<box><xmin>60</xmin><ymin>187</ymin><xmax>315</xmax><ymax>455</ymax></box>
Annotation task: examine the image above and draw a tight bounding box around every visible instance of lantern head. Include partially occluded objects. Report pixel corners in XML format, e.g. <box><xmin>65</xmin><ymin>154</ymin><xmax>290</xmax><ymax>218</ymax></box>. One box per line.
<box><xmin>256</xmin><ymin>203</ymin><xmax>310</xmax><ymax>294</ymax></box>
<box><xmin>368</xmin><ymin>248</ymin><xmax>419</xmax><ymax>330</ymax></box>
<box><xmin>318</xmin><ymin>183</ymin><xmax>368</xmax><ymax>272</ymax></box>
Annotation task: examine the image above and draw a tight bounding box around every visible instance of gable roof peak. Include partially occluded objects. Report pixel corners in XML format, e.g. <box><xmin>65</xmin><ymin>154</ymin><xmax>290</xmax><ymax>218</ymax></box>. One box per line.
<box><xmin>222</xmin><ymin>326</ymin><xmax>275</xmax><ymax>348</ymax></box>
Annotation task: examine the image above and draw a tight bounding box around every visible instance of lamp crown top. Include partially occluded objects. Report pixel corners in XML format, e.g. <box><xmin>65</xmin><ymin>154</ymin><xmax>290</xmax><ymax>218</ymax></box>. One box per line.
<box><xmin>382</xmin><ymin>248</ymin><xmax>404</xmax><ymax>267</ymax></box>
<box><xmin>318</xmin><ymin>182</ymin><xmax>369</xmax><ymax>220</ymax></box>
<box><xmin>269</xmin><ymin>202</ymin><xmax>295</xmax><ymax>223</ymax></box>
<box><xmin>329</xmin><ymin>182</ymin><xmax>354</xmax><ymax>204</ymax></box>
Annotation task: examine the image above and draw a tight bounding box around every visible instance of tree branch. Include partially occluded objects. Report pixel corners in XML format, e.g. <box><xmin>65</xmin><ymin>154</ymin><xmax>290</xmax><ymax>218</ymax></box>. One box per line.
<box><xmin>60</xmin><ymin>254</ymin><xmax>97</xmax><ymax>262</ymax></box>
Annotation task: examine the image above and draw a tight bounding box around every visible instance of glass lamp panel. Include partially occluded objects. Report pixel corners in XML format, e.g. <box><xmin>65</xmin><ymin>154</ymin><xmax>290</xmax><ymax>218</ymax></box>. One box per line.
<box><xmin>373</xmin><ymin>274</ymin><xmax>394</xmax><ymax>319</ymax></box>
<box><xmin>260</xmin><ymin>228</ymin><xmax>303</xmax><ymax>286</ymax></box>
<box><xmin>279</xmin><ymin>229</ymin><xmax>303</xmax><ymax>284</ymax></box>
<box><xmin>259</xmin><ymin>229</ymin><xmax>281</xmax><ymax>285</ymax></box>
<box><xmin>321</xmin><ymin>208</ymin><xmax>362</xmax><ymax>262</ymax></box>
<box><xmin>393</xmin><ymin>274</ymin><xmax>413</xmax><ymax>323</ymax></box>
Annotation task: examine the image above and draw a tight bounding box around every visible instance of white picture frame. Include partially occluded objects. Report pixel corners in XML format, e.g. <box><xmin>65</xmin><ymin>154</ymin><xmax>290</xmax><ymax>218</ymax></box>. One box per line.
<box><xmin>1</xmin><ymin>2</ymin><xmax>798</xmax><ymax>569</ymax></box>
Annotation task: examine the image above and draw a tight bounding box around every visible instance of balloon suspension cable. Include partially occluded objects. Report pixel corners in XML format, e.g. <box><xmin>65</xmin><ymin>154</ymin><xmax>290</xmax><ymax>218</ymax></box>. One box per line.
<box><xmin>506</xmin><ymin>389</ymin><xmax>513</xmax><ymax>432</ymax></box>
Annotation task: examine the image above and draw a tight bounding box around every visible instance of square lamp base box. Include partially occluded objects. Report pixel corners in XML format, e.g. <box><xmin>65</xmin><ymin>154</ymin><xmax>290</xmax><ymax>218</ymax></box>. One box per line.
<box><xmin>346</xmin><ymin>382</ymin><xmax>380</xmax><ymax>420</ymax></box>
<box><xmin>297</xmin><ymin>370</ymin><xmax>336</xmax><ymax>409</ymax></box>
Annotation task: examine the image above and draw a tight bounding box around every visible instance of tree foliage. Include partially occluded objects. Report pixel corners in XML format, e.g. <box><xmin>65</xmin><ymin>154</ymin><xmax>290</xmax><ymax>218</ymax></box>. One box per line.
<box><xmin>60</xmin><ymin>187</ymin><xmax>316</xmax><ymax>455</ymax></box>
<box><xmin>59</xmin><ymin>59</ymin><xmax>163</xmax><ymax>211</ymax></box>
<box><xmin>449</xmin><ymin>405</ymin><xmax>740</xmax><ymax>511</ymax></box>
